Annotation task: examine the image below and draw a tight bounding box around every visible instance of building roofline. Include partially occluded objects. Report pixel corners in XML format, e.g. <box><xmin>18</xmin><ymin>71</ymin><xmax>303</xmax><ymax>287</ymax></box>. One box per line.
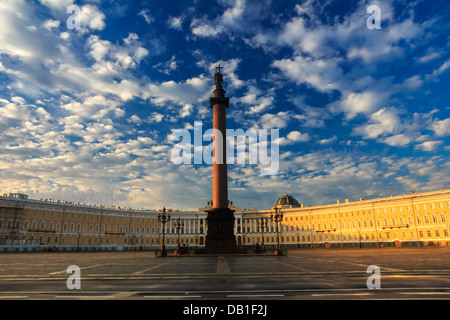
<box><xmin>251</xmin><ymin>189</ymin><xmax>450</xmax><ymax>214</ymax></box>
<box><xmin>2</xmin><ymin>188</ymin><xmax>450</xmax><ymax>215</ymax></box>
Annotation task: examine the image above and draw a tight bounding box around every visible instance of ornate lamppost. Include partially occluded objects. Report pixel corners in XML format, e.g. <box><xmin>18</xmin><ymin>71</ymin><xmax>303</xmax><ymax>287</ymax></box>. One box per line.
<box><xmin>76</xmin><ymin>232</ymin><xmax>82</xmax><ymax>252</ymax></box>
<box><xmin>174</xmin><ymin>217</ymin><xmax>184</xmax><ymax>255</ymax></box>
<box><xmin>357</xmin><ymin>229</ymin><xmax>362</xmax><ymax>249</ymax></box>
<box><xmin>258</xmin><ymin>216</ymin><xmax>267</xmax><ymax>254</ymax></box>
<box><xmin>270</xmin><ymin>206</ymin><xmax>284</xmax><ymax>256</ymax></box>
<box><xmin>158</xmin><ymin>206</ymin><xmax>170</xmax><ymax>257</ymax></box>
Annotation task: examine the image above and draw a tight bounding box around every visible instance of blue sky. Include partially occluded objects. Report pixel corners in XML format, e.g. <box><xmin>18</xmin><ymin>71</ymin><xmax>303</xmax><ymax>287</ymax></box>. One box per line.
<box><xmin>0</xmin><ymin>0</ymin><xmax>449</xmax><ymax>211</ymax></box>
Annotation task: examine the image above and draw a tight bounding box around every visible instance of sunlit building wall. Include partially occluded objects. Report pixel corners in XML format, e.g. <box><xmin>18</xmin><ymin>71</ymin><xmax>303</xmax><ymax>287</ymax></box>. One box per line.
<box><xmin>1</xmin><ymin>189</ymin><xmax>450</xmax><ymax>252</ymax></box>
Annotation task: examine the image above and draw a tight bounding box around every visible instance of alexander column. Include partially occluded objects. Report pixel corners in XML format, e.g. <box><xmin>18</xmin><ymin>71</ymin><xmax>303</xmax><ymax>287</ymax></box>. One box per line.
<box><xmin>204</xmin><ymin>65</ymin><xmax>238</xmax><ymax>254</ymax></box>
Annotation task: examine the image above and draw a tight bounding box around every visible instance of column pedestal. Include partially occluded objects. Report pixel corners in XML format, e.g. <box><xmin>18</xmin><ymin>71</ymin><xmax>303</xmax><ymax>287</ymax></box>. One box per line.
<box><xmin>204</xmin><ymin>207</ymin><xmax>237</xmax><ymax>254</ymax></box>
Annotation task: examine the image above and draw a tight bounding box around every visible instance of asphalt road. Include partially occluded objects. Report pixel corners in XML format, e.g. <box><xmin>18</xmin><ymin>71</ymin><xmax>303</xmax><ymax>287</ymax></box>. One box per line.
<box><xmin>1</xmin><ymin>247</ymin><xmax>450</xmax><ymax>300</ymax></box>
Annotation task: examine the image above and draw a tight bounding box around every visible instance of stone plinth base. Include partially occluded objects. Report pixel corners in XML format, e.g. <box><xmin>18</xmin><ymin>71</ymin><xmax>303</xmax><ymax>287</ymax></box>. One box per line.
<box><xmin>196</xmin><ymin>207</ymin><xmax>244</xmax><ymax>254</ymax></box>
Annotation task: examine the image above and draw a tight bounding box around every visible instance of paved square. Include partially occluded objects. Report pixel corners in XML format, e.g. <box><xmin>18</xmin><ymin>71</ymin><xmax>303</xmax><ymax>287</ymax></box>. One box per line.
<box><xmin>1</xmin><ymin>247</ymin><xmax>450</xmax><ymax>299</ymax></box>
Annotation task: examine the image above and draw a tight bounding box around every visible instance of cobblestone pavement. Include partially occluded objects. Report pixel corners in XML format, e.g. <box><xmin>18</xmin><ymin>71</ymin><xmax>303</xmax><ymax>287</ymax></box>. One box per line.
<box><xmin>1</xmin><ymin>247</ymin><xmax>450</xmax><ymax>278</ymax></box>
<box><xmin>1</xmin><ymin>247</ymin><xmax>450</xmax><ymax>300</ymax></box>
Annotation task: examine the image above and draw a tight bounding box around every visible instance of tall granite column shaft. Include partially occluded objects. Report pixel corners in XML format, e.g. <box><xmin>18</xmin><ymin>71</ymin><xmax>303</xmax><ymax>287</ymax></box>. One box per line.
<box><xmin>211</xmin><ymin>87</ymin><xmax>229</xmax><ymax>209</ymax></box>
<box><xmin>202</xmin><ymin>69</ymin><xmax>238</xmax><ymax>254</ymax></box>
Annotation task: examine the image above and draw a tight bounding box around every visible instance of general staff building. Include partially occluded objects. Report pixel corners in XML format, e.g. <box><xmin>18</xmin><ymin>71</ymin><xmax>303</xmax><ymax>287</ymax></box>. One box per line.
<box><xmin>1</xmin><ymin>189</ymin><xmax>450</xmax><ymax>252</ymax></box>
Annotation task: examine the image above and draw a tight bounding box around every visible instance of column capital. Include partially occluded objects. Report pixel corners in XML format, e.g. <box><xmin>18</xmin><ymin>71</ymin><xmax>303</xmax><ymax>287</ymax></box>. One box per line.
<box><xmin>210</xmin><ymin>97</ymin><xmax>229</xmax><ymax>108</ymax></box>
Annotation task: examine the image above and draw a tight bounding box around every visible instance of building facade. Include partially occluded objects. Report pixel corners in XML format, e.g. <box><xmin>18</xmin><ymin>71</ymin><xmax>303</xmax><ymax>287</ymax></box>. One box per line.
<box><xmin>1</xmin><ymin>189</ymin><xmax>450</xmax><ymax>252</ymax></box>
<box><xmin>246</xmin><ymin>190</ymin><xmax>450</xmax><ymax>249</ymax></box>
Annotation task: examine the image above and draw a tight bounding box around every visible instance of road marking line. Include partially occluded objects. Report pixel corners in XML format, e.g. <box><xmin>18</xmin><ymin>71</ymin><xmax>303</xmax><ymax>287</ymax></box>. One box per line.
<box><xmin>311</xmin><ymin>293</ymin><xmax>373</xmax><ymax>297</ymax></box>
<box><xmin>54</xmin><ymin>295</ymin><xmax>114</xmax><ymax>299</ymax></box>
<box><xmin>0</xmin><ymin>296</ymin><xmax>28</xmax><ymax>299</ymax></box>
<box><xmin>226</xmin><ymin>294</ymin><xmax>285</xmax><ymax>298</ymax></box>
<box><xmin>399</xmin><ymin>292</ymin><xmax>450</xmax><ymax>295</ymax></box>
<box><xmin>143</xmin><ymin>295</ymin><xmax>202</xmax><ymax>299</ymax></box>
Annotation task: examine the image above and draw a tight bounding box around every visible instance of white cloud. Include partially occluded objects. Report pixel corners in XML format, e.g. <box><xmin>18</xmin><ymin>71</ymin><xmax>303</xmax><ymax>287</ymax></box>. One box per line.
<box><xmin>430</xmin><ymin>118</ymin><xmax>450</xmax><ymax>136</ymax></box>
<box><xmin>354</xmin><ymin>108</ymin><xmax>400</xmax><ymax>139</ymax></box>
<box><xmin>402</xmin><ymin>75</ymin><xmax>423</xmax><ymax>90</ymax></box>
<box><xmin>319</xmin><ymin>135</ymin><xmax>337</xmax><ymax>144</ymax></box>
<box><xmin>0</xmin><ymin>0</ymin><xmax>57</xmax><ymax>61</ymax></box>
<box><xmin>191</xmin><ymin>19</ymin><xmax>223</xmax><ymax>37</ymax></box>
<box><xmin>39</xmin><ymin>0</ymin><xmax>74</xmax><ymax>12</ymax></box>
<box><xmin>153</xmin><ymin>55</ymin><xmax>178</xmax><ymax>75</ymax></box>
<box><xmin>42</xmin><ymin>19</ymin><xmax>60</xmax><ymax>30</ymax></box>
<box><xmin>383</xmin><ymin>134</ymin><xmax>411</xmax><ymax>147</ymax></box>
<box><xmin>190</xmin><ymin>0</ymin><xmax>247</xmax><ymax>38</ymax></box>
<box><xmin>87</xmin><ymin>35</ymin><xmax>111</xmax><ymax>62</ymax></box>
<box><xmin>259</xmin><ymin>111</ymin><xmax>291</xmax><ymax>129</ymax></box>
<box><xmin>79</xmin><ymin>4</ymin><xmax>106</xmax><ymax>31</ymax></box>
<box><xmin>148</xmin><ymin>112</ymin><xmax>164</xmax><ymax>123</ymax></box>
<box><xmin>144</xmin><ymin>75</ymin><xmax>210</xmax><ymax>107</ymax></box>
<box><xmin>272</xmin><ymin>55</ymin><xmax>344</xmax><ymax>92</ymax></box>
<box><xmin>180</xmin><ymin>104</ymin><xmax>193</xmax><ymax>118</ymax></box>
<box><xmin>60</xmin><ymin>31</ymin><xmax>70</xmax><ymax>40</ymax></box>
<box><xmin>428</xmin><ymin>59</ymin><xmax>450</xmax><ymax>79</ymax></box>
<box><xmin>417</xmin><ymin>48</ymin><xmax>444</xmax><ymax>64</ymax></box>
<box><xmin>11</xmin><ymin>96</ymin><xmax>26</xmax><ymax>105</ymax></box>
<box><xmin>168</xmin><ymin>16</ymin><xmax>183</xmax><ymax>30</ymax></box>
<box><xmin>287</xmin><ymin>131</ymin><xmax>309</xmax><ymax>142</ymax></box>
<box><xmin>138</xmin><ymin>9</ymin><xmax>154</xmax><ymax>24</ymax></box>
<box><xmin>128</xmin><ymin>114</ymin><xmax>142</xmax><ymax>125</ymax></box>
<box><xmin>278</xmin><ymin>131</ymin><xmax>310</xmax><ymax>146</ymax></box>
<box><xmin>240</xmin><ymin>85</ymin><xmax>274</xmax><ymax>114</ymax></box>
<box><xmin>415</xmin><ymin>141</ymin><xmax>442</xmax><ymax>152</ymax></box>
<box><xmin>334</xmin><ymin>91</ymin><xmax>385</xmax><ymax>120</ymax></box>
<box><xmin>61</xmin><ymin>95</ymin><xmax>121</xmax><ymax>120</ymax></box>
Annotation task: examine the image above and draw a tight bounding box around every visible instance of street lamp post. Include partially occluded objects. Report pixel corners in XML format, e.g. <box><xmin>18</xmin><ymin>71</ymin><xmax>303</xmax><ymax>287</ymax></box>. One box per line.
<box><xmin>76</xmin><ymin>232</ymin><xmax>81</xmax><ymax>252</ymax></box>
<box><xmin>157</xmin><ymin>206</ymin><xmax>170</xmax><ymax>257</ymax></box>
<box><xmin>358</xmin><ymin>229</ymin><xmax>362</xmax><ymax>248</ymax></box>
<box><xmin>270</xmin><ymin>207</ymin><xmax>284</xmax><ymax>256</ymax></box>
<box><xmin>174</xmin><ymin>217</ymin><xmax>184</xmax><ymax>255</ymax></box>
<box><xmin>258</xmin><ymin>217</ymin><xmax>267</xmax><ymax>254</ymax></box>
